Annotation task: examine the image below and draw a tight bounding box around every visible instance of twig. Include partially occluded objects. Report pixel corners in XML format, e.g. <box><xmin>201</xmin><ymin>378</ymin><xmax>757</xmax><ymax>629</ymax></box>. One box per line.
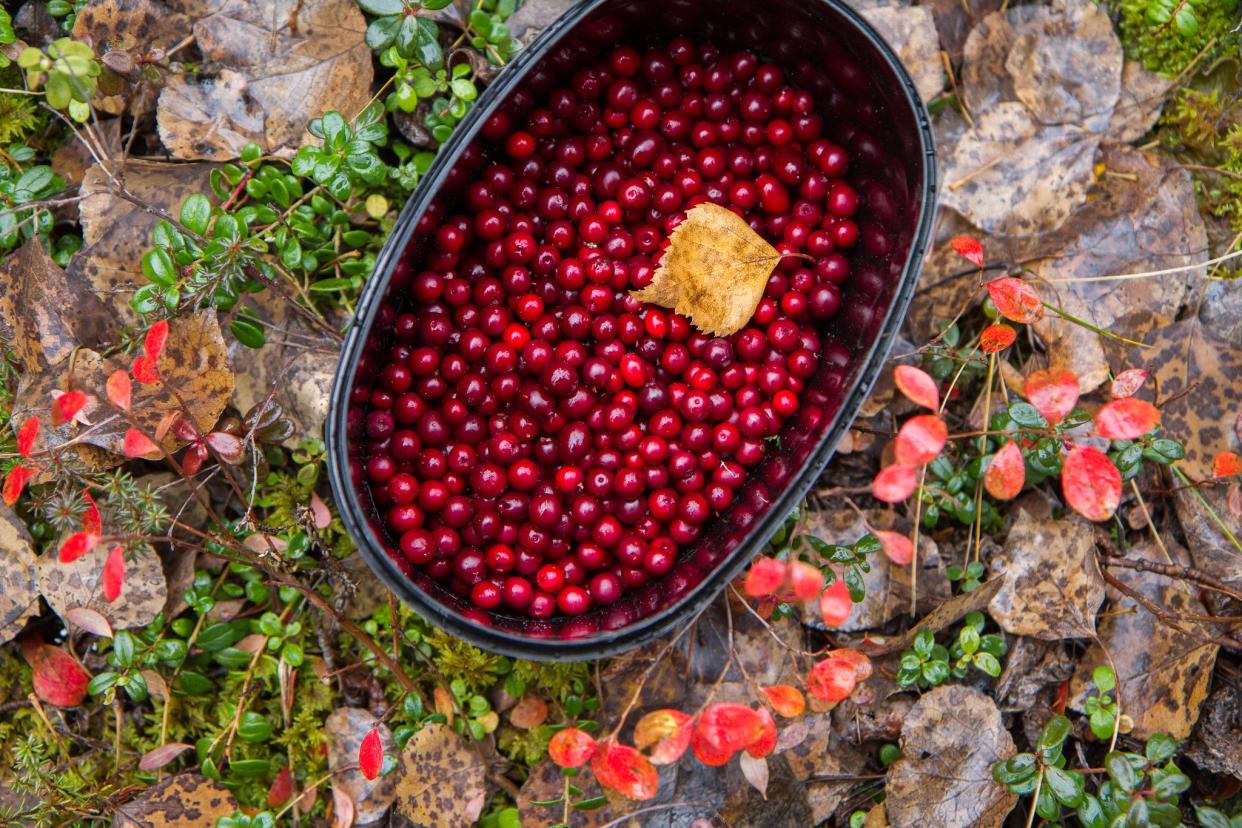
<box><xmin>1100</xmin><ymin>569</ymin><xmax>1241</xmax><ymax>651</ymax></box>
<box><xmin>1098</xmin><ymin>551</ymin><xmax>1242</xmax><ymax>604</ymax></box>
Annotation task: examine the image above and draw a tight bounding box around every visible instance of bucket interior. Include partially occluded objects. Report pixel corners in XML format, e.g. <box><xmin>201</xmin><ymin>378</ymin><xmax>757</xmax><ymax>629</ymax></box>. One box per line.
<box><xmin>331</xmin><ymin>0</ymin><xmax>935</xmax><ymax>658</ymax></box>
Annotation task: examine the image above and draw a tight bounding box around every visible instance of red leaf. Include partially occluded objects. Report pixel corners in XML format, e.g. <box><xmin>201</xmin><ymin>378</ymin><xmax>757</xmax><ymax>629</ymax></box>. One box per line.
<box><xmin>894</xmin><ymin>414</ymin><xmax>948</xmax><ymax>466</ymax></box>
<box><xmin>173</xmin><ymin>417</ymin><xmax>200</xmax><ymax>443</ymax></box>
<box><xmin>51</xmin><ymin>391</ymin><xmax>89</xmax><ymax>427</ymax></box>
<box><xmin>1095</xmin><ymin>398</ymin><xmax>1161</xmax><ymax>441</ymax></box>
<box><xmin>82</xmin><ymin>490</ymin><xmax>102</xmax><ymax>535</ymax></box>
<box><xmin>633</xmin><ymin>709</ymin><xmax>694</xmax><ymax>765</ymax></box>
<box><xmin>950</xmin><ymin>235</ymin><xmax>984</xmax><ymax>268</ymax></box>
<box><xmin>358</xmin><ymin>728</ymin><xmax>383</xmax><ymax>780</ymax></box>
<box><xmin>690</xmin><ymin>724</ymin><xmax>735</xmax><ymax>766</ymax></box>
<box><xmin>818</xmin><ymin>577</ymin><xmax>852</xmax><ymax>627</ymax></box>
<box><xmin>20</xmin><ymin>639</ymin><xmax>89</xmax><ymax>707</ymax></box>
<box><xmin>806</xmin><ymin>656</ymin><xmax>858</xmax><ymax>703</ymax></box>
<box><xmin>2</xmin><ymin>465</ymin><xmax>35</xmax><ymax>506</ymax></box>
<box><xmin>984</xmin><ymin>440</ymin><xmax>1026</xmax><ymax>501</ymax></box>
<box><xmin>123</xmin><ymin>429</ymin><xmax>161</xmax><ymax>458</ymax></box>
<box><xmin>205</xmin><ymin>431</ymin><xmax>243</xmax><ymax>458</ymax></box>
<box><xmin>1024</xmin><ymin>368</ymin><xmax>1080</xmax><ymax>425</ymax></box>
<box><xmin>139</xmin><ymin>742</ymin><xmax>193</xmax><ymax>771</ymax></box>
<box><xmin>874</xmin><ymin>530</ymin><xmax>914</xmax><ymax>565</ymax></box>
<box><xmin>1110</xmin><ymin>368</ymin><xmax>1149</xmax><ymax>399</ymax></box>
<box><xmin>154</xmin><ymin>410</ymin><xmax>180</xmax><ymax>441</ymax></box>
<box><xmin>1062</xmin><ymin>445</ymin><xmax>1122</xmax><ymax>522</ymax></box>
<box><xmin>695</xmin><ymin>703</ymin><xmax>766</xmax><ymax>754</ymax></box>
<box><xmin>310</xmin><ymin>491</ymin><xmax>333</xmax><ymax>530</ymax></box>
<box><xmin>144</xmin><ymin>319</ymin><xmax>170</xmax><ymax>362</ymax></box>
<box><xmin>16</xmin><ymin>417</ymin><xmax>38</xmax><ymax>459</ymax></box>
<box><xmin>548</xmin><ymin>727</ymin><xmax>596</xmax><ymax>768</ymax></box>
<box><xmin>826</xmin><ymin>648</ymin><xmax>873</xmax><ymax>682</ymax></box>
<box><xmin>745</xmin><ymin>707</ymin><xmax>777</xmax><ymax>758</ymax></box>
<box><xmin>1213</xmin><ymin>451</ymin><xmax>1242</xmax><ymax>479</ymax></box>
<box><xmin>787</xmin><ymin>559</ymin><xmax>824</xmax><ymax>601</ymax></box>
<box><xmin>102</xmin><ymin>544</ymin><xmax>125</xmax><ymax>602</ymax></box>
<box><xmin>979</xmin><ymin>323</ymin><xmax>1016</xmax><ymax>354</ymax></box>
<box><xmin>106</xmin><ymin>370</ymin><xmax>132</xmax><ymax>411</ymax></box>
<box><xmin>131</xmin><ymin>354</ymin><xmax>159</xmax><ymax>385</ymax></box>
<box><xmin>893</xmin><ymin>365</ymin><xmax>939</xmax><ymax>410</ymax></box>
<box><xmin>64</xmin><ymin>607</ymin><xmax>112</xmax><ymax>638</ymax></box>
<box><xmin>761</xmin><ymin>685</ymin><xmax>806</xmax><ymax>718</ymax></box>
<box><xmin>986</xmin><ymin>277</ymin><xmax>1043</xmax><ymax>324</ymax></box>
<box><xmin>268</xmin><ymin>766</ymin><xmax>295</xmax><ymax>807</ymax></box>
<box><xmin>182</xmin><ymin>443</ymin><xmax>208</xmax><ymax>476</ymax></box>
<box><xmin>743</xmin><ymin>557</ymin><xmax>786</xmax><ymax>597</ymax></box>
<box><xmin>590</xmin><ymin>741</ymin><xmax>659</xmax><ymax>801</ymax></box>
<box><xmin>871</xmin><ymin>464</ymin><xmax>917</xmax><ymax>503</ymax></box>
<box><xmin>59</xmin><ymin>531</ymin><xmax>99</xmax><ymax>563</ymax></box>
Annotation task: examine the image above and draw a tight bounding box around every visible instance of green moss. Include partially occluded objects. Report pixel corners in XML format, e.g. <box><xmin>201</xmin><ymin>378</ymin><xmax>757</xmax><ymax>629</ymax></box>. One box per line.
<box><xmin>1161</xmin><ymin>87</ymin><xmax>1242</xmax><ymax>235</ymax></box>
<box><xmin>498</xmin><ymin>723</ymin><xmax>554</xmax><ymax>765</ymax></box>
<box><xmin>1117</xmin><ymin>0</ymin><xmax>1240</xmax><ymax>76</ymax></box>
<box><xmin>427</xmin><ymin>628</ymin><xmax>507</xmax><ymax>692</ymax></box>
<box><xmin>510</xmin><ymin>659</ymin><xmax>592</xmax><ymax>703</ymax></box>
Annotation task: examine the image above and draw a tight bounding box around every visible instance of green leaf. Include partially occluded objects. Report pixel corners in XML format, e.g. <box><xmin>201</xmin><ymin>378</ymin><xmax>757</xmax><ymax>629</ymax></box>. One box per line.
<box><xmin>1092</xmin><ymin>665</ymin><xmax>1116</xmax><ymax>693</ymax></box>
<box><xmin>921</xmin><ymin>660</ymin><xmax>949</xmax><ymax>686</ymax></box>
<box><xmin>359</xmin><ymin>0</ymin><xmax>405</xmax><ymax>12</ymax></box>
<box><xmin>142</xmin><ymin>248</ymin><xmax>177</xmax><ymax>287</ymax></box>
<box><xmin>958</xmin><ymin>625</ymin><xmax>980</xmax><ymax>654</ymax></box>
<box><xmin>913</xmin><ymin>630</ymin><xmax>935</xmax><ymax>660</ymax></box>
<box><xmin>1174</xmin><ymin>5</ymin><xmax>1198</xmax><ymax>36</ymax></box>
<box><xmin>1045</xmin><ymin>767</ymin><xmax>1085</xmax><ymax>808</ymax></box>
<box><xmin>1038</xmin><ymin>715</ymin><xmax>1072</xmax><ymax>752</ymax></box>
<box><xmin>229</xmin><ymin>758</ymin><xmax>272</xmax><ymax>778</ymax></box>
<box><xmin>1144</xmin><ymin>732</ymin><xmax>1178</xmax><ymax>764</ymax></box>
<box><xmin>1035</xmin><ymin>781</ymin><xmax>1059</xmax><ymax>820</ymax></box>
<box><xmin>229</xmin><ymin>314</ymin><xmax>266</xmax><ymax>348</ymax></box>
<box><xmin>1150</xmin><ymin>770</ymin><xmax>1189</xmax><ymax>799</ymax></box>
<box><xmin>180</xmin><ymin>193</ymin><xmax>211</xmax><ymax>235</ymax></box>
<box><xmin>113</xmin><ymin>630</ymin><xmax>136</xmax><ymax>667</ymax></box>
<box><xmin>1077</xmin><ymin>795</ymin><xmax>1107</xmax><ymax>828</ymax></box>
<box><xmin>974</xmin><ymin>652</ymin><xmax>1001</xmax><ymax>677</ymax></box>
<box><xmin>1105</xmin><ymin>751</ymin><xmax>1138</xmax><ymax>793</ymax></box>
<box><xmin>413</xmin><ymin>17</ymin><xmax>443</xmax><ymax>67</ymax></box>
<box><xmin>1194</xmin><ymin>807</ymin><xmax>1234</xmax><ymax>828</ymax></box>
<box><xmin>310</xmin><ymin>277</ymin><xmax>354</xmax><ymax>292</ymax></box>
<box><xmin>1007</xmin><ymin>402</ymin><xmax>1048</xmax><ymax>429</ymax></box>
<box><xmin>991</xmin><ymin>753</ymin><xmax>1037</xmax><ymax>785</ymax></box>
<box><xmin>88</xmin><ymin>671</ymin><xmax>121</xmax><ymax>695</ymax></box>
<box><xmin>238</xmin><ymin>712</ymin><xmax>272</xmax><ymax>742</ymax></box>
<box><xmin>178</xmin><ymin>671</ymin><xmax>213</xmax><ymax>695</ymax></box>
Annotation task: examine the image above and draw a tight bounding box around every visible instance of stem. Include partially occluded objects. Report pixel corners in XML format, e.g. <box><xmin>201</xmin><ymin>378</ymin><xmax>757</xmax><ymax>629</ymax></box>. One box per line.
<box><xmin>1042</xmin><ymin>303</ymin><xmax>1150</xmax><ymax>348</ymax></box>
<box><xmin>1025</xmin><ymin>767</ymin><xmax>1044</xmax><ymax>828</ymax></box>
<box><xmin>1172</xmin><ymin>465</ymin><xmax>1242</xmax><ymax>555</ymax></box>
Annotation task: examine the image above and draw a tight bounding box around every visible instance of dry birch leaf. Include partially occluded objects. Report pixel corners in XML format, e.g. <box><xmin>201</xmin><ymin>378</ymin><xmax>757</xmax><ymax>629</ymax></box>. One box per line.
<box><xmin>631</xmin><ymin>202</ymin><xmax>781</xmax><ymax>337</ymax></box>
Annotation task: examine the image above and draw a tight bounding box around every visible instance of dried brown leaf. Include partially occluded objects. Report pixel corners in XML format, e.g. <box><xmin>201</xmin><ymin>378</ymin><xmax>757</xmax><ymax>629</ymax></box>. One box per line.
<box><xmin>38</xmin><ymin>540</ymin><xmax>166</xmax><ymax>629</ymax></box>
<box><xmin>73</xmin><ymin>160</ymin><xmax>215</xmax><ymax>320</ymax></box>
<box><xmin>859</xmin><ymin>6</ymin><xmax>943</xmax><ymax>103</ymax></box>
<box><xmin>1106</xmin><ymin>61</ymin><xmax>1173</xmax><ymax>143</ymax></box>
<box><xmin>885</xmin><ymin>686</ymin><xmax>1017</xmax><ymax>828</ymax></box>
<box><xmin>51</xmin><ymin>119</ymin><xmax>123</xmax><ymax>188</ymax></box>
<box><xmin>873</xmin><ymin>576</ymin><xmax>1004</xmax><ymax>655</ymax></box>
<box><xmin>112</xmin><ymin>773</ymin><xmax>238</xmax><ymax>827</ymax></box>
<box><xmin>631</xmin><ymin>202</ymin><xmax>781</xmax><ymax>337</ymax></box>
<box><xmin>0</xmin><ymin>239</ymin><xmax>116</xmax><ymax>372</ymax></box>
<box><xmin>1183</xmin><ymin>685</ymin><xmax>1242</xmax><ymax>778</ymax></box>
<box><xmin>390</xmin><ymin>723</ymin><xmax>488</xmax><ymax>827</ymax></box>
<box><xmin>1068</xmin><ymin>542</ymin><xmax>1219</xmax><ymax>738</ymax></box>
<box><xmin>0</xmin><ymin>502</ymin><xmax>40</xmax><ymax>645</ymax></box>
<box><xmin>157</xmin><ymin>0</ymin><xmax>374</xmax><ymax>159</ymax></box>
<box><xmin>988</xmin><ymin>508</ymin><xmax>1104</xmax><ymax>639</ymax></box>
<box><xmin>325</xmin><ymin>708</ymin><xmax>399</xmax><ymax>825</ymax></box>
<box><xmin>72</xmin><ymin>0</ymin><xmax>192</xmax><ymax>116</ymax></box>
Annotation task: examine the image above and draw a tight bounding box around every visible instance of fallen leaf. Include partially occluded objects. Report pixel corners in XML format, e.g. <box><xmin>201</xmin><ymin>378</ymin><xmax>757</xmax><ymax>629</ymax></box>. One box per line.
<box><xmin>331</xmin><ymin>786</ymin><xmax>355</xmax><ymax>828</ymax></box>
<box><xmin>72</xmin><ymin>160</ymin><xmax>215</xmax><ymax>321</ymax></box>
<box><xmin>228</xmin><ymin>289</ymin><xmax>340</xmax><ymax>444</ymax></box>
<box><xmin>325</xmin><ymin>708</ymin><xmax>399</xmax><ymax>825</ymax></box>
<box><xmin>0</xmin><ymin>503</ymin><xmax>40</xmax><ymax>644</ymax></box>
<box><xmin>37</xmin><ymin>540</ymin><xmax>166</xmax><ymax>629</ymax></box>
<box><xmin>1026</xmin><ymin>145</ymin><xmax>1206</xmax><ymax>392</ymax></box>
<box><xmin>947</xmin><ymin>0</ymin><xmax>1122</xmax><ymax>236</ymax></box>
<box><xmin>1106</xmin><ymin>60</ymin><xmax>1172</xmax><ymax>143</ymax></box>
<box><xmin>1183</xmin><ymin>685</ymin><xmax>1242</xmax><ymax>779</ymax></box>
<box><xmin>20</xmin><ymin>639</ymin><xmax>90</xmax><ymax>707</ymax></box>
<box><xmin>1061</xmin><ymin>445</ymin><xmax>1122</xmax><ymax>522</ymax></box>
<box><xmin>738</xmin><ymin>752</ymin><xmax>769</xmax><ymax>798</ymax></box>
<box><xmin>860</xmin><ymin>6</ymin><xmax>943</xmax><ymax>102</ymax></box>
<box><xmin>885</xmin><ymin>686</ymin><xmax>1017</xmax><ymax>827</ymax></box>
<box><xmin>390</xmin><ymin>722</ymin><xmax>488</xmax><ymax>826</ymax></box>
<box><xmin>631</xmin><ymin>202</ymin><xmax>781</xmax><ymax>337</ymax></box>
<box><xmin>1068</xmin><ymin>542</ymin><xmax>1219</xmax><ymax>739</ymax></box>
<box><xmin>988</xmin><ymin>508</ymin><xmax>1104</xmax><ymax>638</ymax></box>
<box><xmin>1123</xmin><ymin>320</ymin><xmax>1242</xmax><ymax>586</ymax></box>
<box><xmin>504</xmin><ymin>0</ymin><xmax>575</xmax><ymax>40</ymax></box>
<box><xmin>113</xmin><ymin>773</ymin><xmax>239</xmax><ymax>828</ymax></box>
<box><xmin>157</xmin><ymin>0</ymin><xmax>374</xmax><ymax>159</ymax></box>
<box><xmin>268</xmin><ymin>766</ymin><xmax>295</xmax><ymax>808</ymax></box>
<box><xmin>876</xmin><ymin>576</ymin><xmax>1006</xmax><ymax>656</ymax></box>
<box><xmin>72</xmin><ymin>0</ymin><xmax>192</xmax><ymax>115</ymax></box>
<box><xmin>51</xmin><ymin>118</ymin><xmax>122</xmax><ymax>188</ymax></box>
<box><xmin>64</xmin><ymin>606</ymin><xmax>114</xmax><ymax>638</ymax></box>
<box><xmin>138</xmin><ymin>742</ymin><xmax>194</xmax><ymax>772</ymax></box>
<box><xmin>0</xmin><ymin>239</ymin><xmax>115</xmax><ymax>372</ymax></box>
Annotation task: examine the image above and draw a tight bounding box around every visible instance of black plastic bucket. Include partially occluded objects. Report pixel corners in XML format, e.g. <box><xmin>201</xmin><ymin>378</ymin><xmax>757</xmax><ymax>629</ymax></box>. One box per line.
<box><xmin>327</xmin><ymin>0</ymin><xmax>937</xmax><ymax>661</ymax></box>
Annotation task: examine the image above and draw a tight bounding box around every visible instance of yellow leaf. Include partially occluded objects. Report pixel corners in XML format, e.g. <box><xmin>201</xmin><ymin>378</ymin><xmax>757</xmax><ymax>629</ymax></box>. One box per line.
<box><xmin>631</xmin><ymin>202</ymin><xmax>782</xmax><ymax>337</ymax></box>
